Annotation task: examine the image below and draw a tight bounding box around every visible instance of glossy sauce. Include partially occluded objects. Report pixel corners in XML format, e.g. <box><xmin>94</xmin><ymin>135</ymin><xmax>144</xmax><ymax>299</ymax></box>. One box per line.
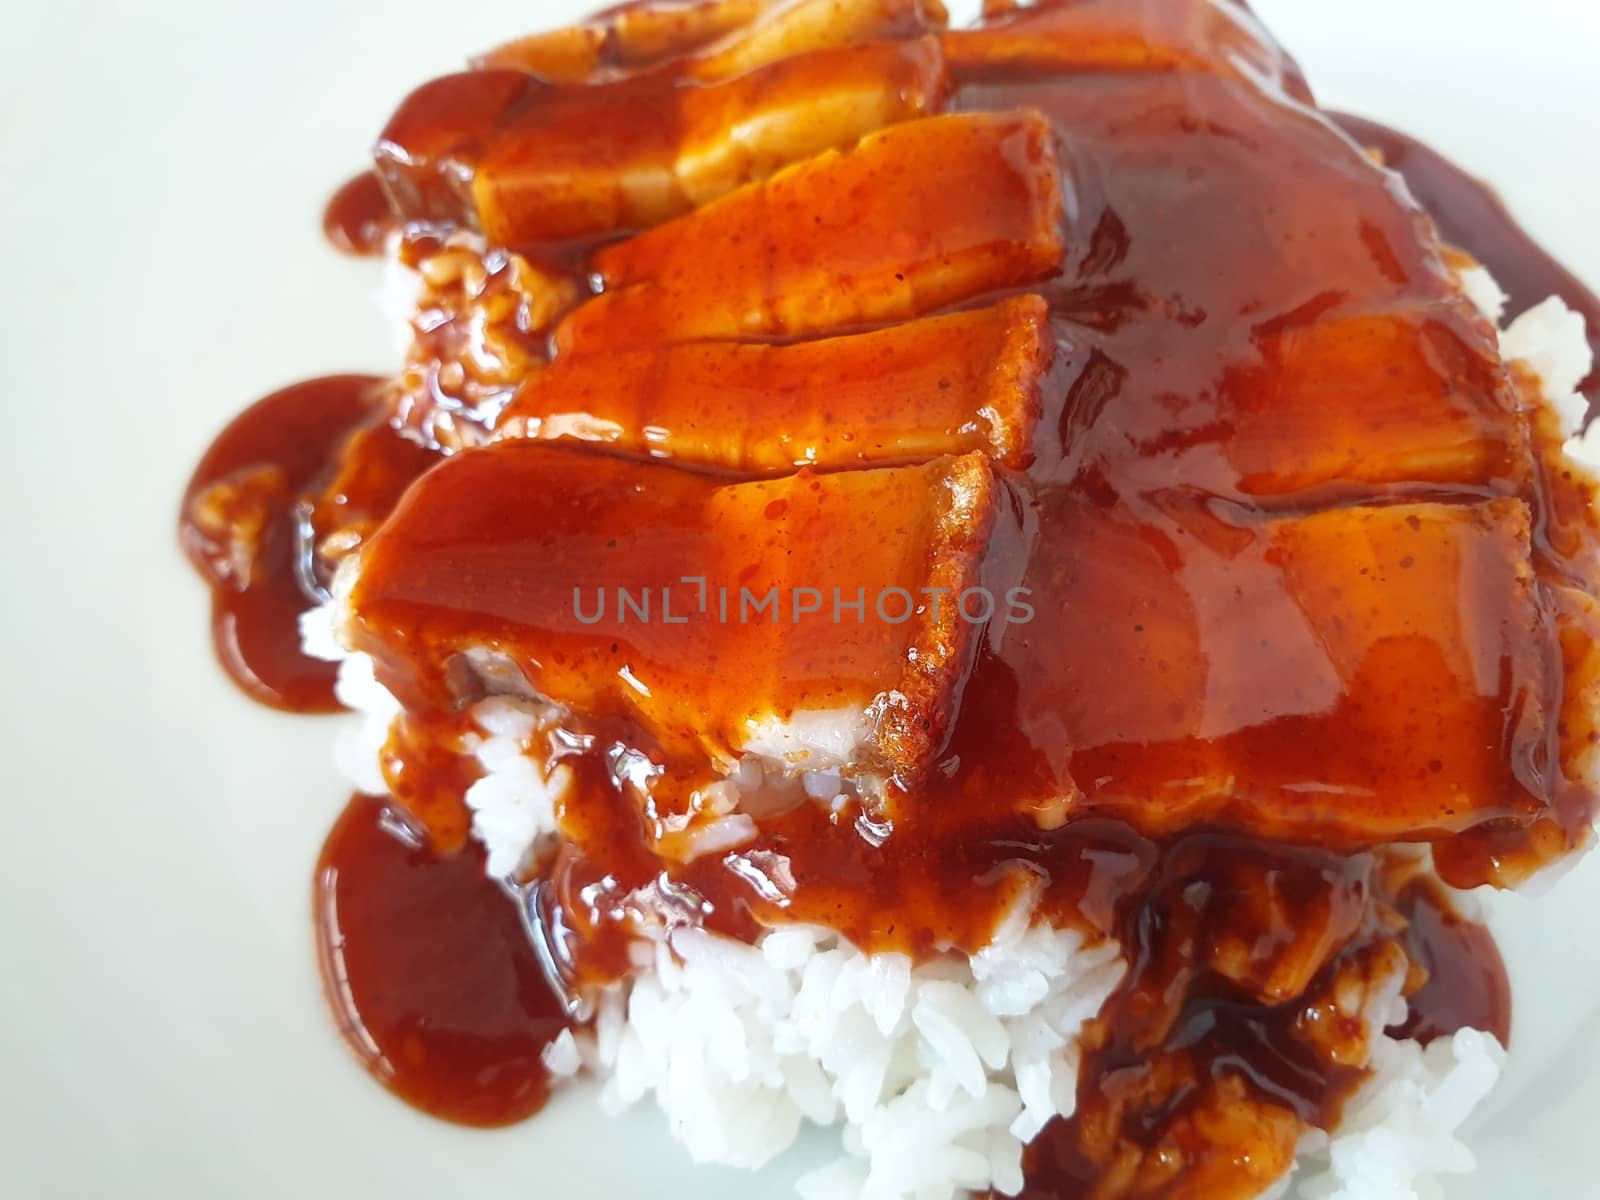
<box><xmin>315</xmin><ymin>794</ymin><xmax>572</xmax><ymax>1125</ymax></box>
<box><xmin>378</xmin><ymin>713</ymin><xmax>484</xmax><ymax>853</ymax></box>
<box><xmin>1333</xmin><ymin>113</ymin><xmax>1600</xmax><ymax>421</ymax></box>
<box><xmin>177</xmin><ymin>0</ymin><xmax>1600</xmax><ymax>1178</ymax></box>
<box><xmin>1391</xmin><ymin>879</ymin><xmax>1512</xmax><ymax>1047</ymax></box>
<box><xmin>322</xmin><ymin>170</ymin><xmax>397</xmax><ymax>257</ymax></box>
<box><xmin>180</xmin><ymin>376</ymin><xmax>385</xmax><ymax>710</ymax></box>
<box><xmin>181</xmin><ymin>376</ymin><xmax>438</xmax><ymax>711</ymax></box>
<box><xmin>1017</xmin><ymin>840</ymin><xmax>1381</xmax><ymax>1198</ymax></box>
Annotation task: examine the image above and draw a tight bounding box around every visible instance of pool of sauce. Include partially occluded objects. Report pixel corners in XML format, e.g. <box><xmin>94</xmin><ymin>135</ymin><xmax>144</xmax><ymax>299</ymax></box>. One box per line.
<box><xmin>181</xmin><ymin>376</ymin><xmax>437</xmax><ymax>711</ymax></box>
<box><xmin>315</xmin><ymin>794</ymin><xmax>572</xmax><ymax>1126</ymax></box>
<box><xmin>323</xmin><ymin>170</ymin><xmax>397</xmax><ymax>257</ymax></box>
<box><xmin>180</xmin><ymin>376</ymin><xmax>383</xmax><ymax>711</ymax></box>
<box><xmin>179</xmin><ymin>0</ymin><xmax>1599</xmax><ymax>1179</ymax></box>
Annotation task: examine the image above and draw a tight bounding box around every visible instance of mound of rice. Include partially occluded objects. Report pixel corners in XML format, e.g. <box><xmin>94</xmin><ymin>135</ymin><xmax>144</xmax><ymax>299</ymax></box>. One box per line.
<box><xmin>301</xmin><ymin>266</ymin><xmax>1596</xmax><ymax>1199</ymax></box>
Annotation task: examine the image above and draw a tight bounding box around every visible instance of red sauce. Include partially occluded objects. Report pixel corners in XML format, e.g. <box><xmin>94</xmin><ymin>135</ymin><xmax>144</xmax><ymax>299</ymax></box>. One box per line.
<box><xmin>322</xmin><ymin>170</ymin><xmax>397</xmax><ymax>257</ymax></box>
<box><xmin>1391</xmin><ymin>880</ymin><xmax>1513</xmax><ymax>1048</ymax></box>
<box><xmin>180</xmin><ymin>376</ymin><xmax>385</xmax><ymax>711</ymax></box>
<box><xmin>315</xmin><ymin>794</ymin><xmax>572</xmax><ymax>1126</ymax></box>
<box><xmin>1333</xmin><ymin>113</ymin><xmax>1600</xmax><ymax>422</ymax></box>
<box><xmin>305</xmin><ymin>416</ymin><xmax>442</xmax><ymax>568</ymax></box>
<box><xmin>1016</xmin><ymin>840</ymin><xmax>1382</xmax><ymax>1198</ymax></box>
<box><xmin>379</xmin><ymin>712</ymin><xmax>483</xmax><ymax>853</ymax></box>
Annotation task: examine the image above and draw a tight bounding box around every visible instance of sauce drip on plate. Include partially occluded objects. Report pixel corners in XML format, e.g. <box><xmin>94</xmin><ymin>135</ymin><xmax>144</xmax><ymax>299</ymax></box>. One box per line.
<box><xmin>180</xmin><ymin>376</ymin><xmax>436</xmax><ymax>711</ymax></box>
<box><xmin>323</xmin><ymin>170</ymin><xmax>397</xmax><ymax>258</ymax></box>
<box><xmin>315</xmin><ymin>794</ymin><xmax>572</xmax><ymax>1125</ymax></box>
<box><xmin>180</xmin><ymin>376</ymin><xmax>383</xmax><ymax>711</ymax></box>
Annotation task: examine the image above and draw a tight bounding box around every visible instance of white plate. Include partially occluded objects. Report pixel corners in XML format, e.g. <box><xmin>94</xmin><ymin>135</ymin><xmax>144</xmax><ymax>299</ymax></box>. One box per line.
<box><xmin>2</xmin><ymin>0</ymin><xmax>1597</xmax><ymax>1195</ymax></box>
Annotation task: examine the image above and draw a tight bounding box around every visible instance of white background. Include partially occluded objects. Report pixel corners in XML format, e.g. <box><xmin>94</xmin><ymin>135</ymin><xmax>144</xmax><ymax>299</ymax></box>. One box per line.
<box><xmin>2</xmin><ymin>1</ymin><xmax>1598</xmax><ymax>1195</ymax></box>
